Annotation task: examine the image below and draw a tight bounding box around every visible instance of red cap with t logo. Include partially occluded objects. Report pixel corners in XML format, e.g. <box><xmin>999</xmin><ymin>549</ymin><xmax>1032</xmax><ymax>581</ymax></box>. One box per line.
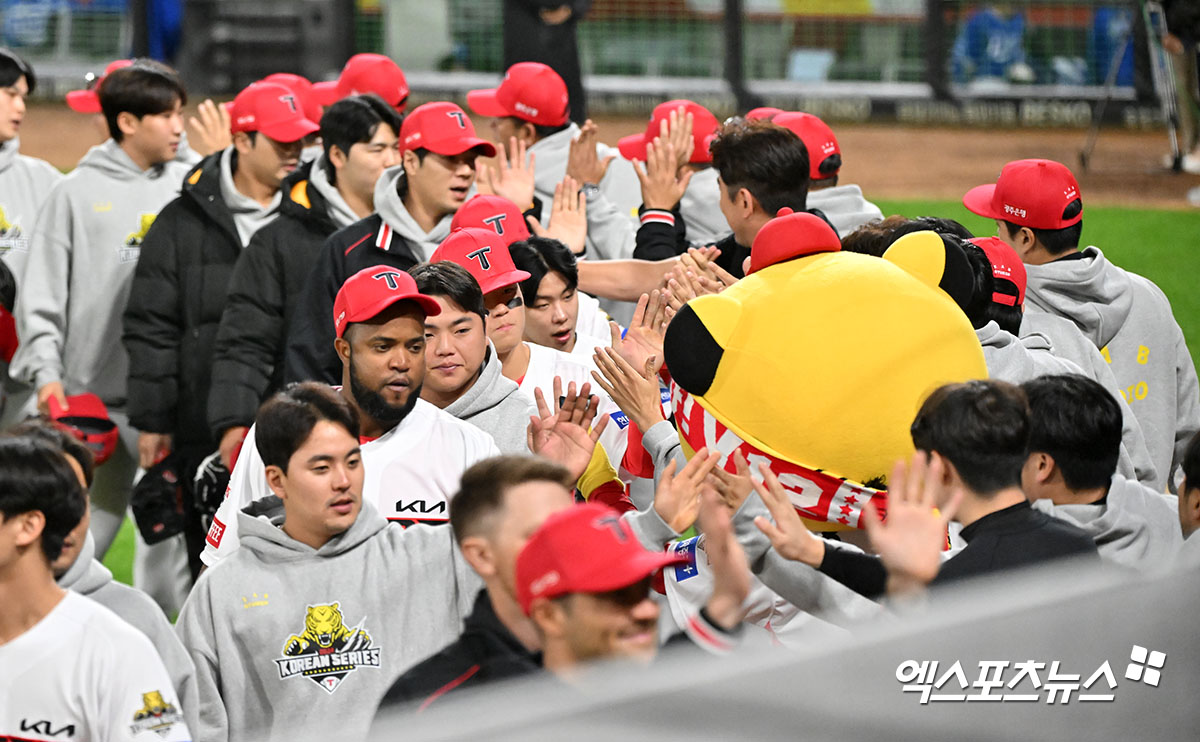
<box><xmin>432</xmin><ymin>227</ymin><xmax>531</xmax><ymax>295</ymax></box>
<box><xmin>400</xmin><ymin>102</ymin><xmax>497</xmax><ymax>157</ymax></box>
<box><xmin>228</xmin><ymin>81</ymin><xmax>320</xmax><ymax>142</ymax></box>
<box><xmin>467</xmin><ymin>62</ymin><xmax>570</xmax><ymax>128</ymax></box>
<box><xmin>963</xmin><ymin>159</ymin><xmax>1083</xmax><ymax>230</ymax></box>
<box><xmin>449</xmin><ymin>194</ymin><xmax>531</xmax><ymax>246</ymax></box>
<box><xmin>333</xmin><ymin>265</ymin><xmax>442</xmax><ymax>338</ymax></box>
<box><xmin>618</xmin><ymin>99</ymin><xmax>721</xmax><ymax>165</ymax></box>
<box><xmin>262</xmin><ymin>73</ymin><xmax>322</xmax><ymax>125</ymax></box>
<box><xmin>515</xmin><ymin>503</ymin><xmax>689</xmax><ymax>615</ymax></box>
<box><xmin>65</xmin><ymin>59</ymin><xmax>132</xmax><ymax>113</ymax></box>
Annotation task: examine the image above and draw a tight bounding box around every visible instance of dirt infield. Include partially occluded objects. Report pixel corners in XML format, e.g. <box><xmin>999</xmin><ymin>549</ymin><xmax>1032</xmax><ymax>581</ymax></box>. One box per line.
<box><xmin>21</xmin><ymin>103</ymin><xmax>1199</xmax><ymax>209</ymax></box>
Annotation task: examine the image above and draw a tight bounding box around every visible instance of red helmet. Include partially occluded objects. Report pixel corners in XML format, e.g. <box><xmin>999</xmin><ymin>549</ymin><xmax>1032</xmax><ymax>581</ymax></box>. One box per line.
<box><xmin>47</xmin><ymin>393</ymin><xmax>119</xmax><ymax>466</ymax></box>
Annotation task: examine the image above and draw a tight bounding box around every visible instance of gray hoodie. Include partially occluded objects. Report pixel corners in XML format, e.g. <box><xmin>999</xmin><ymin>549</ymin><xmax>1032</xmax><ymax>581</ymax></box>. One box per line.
<box><xmin>1176</xmin><ymin>532</ymin><xmax>1200</xmax><ymax>568</ymax></box>
<box><xmin>677</xmin><ymin>167</ymin><xmax>731</xmax><ymax>246</ymax></box>
<box><xmin>1024</xmin><ymin>247</ymin><xmax>1200</xmax><ymax>490</ymax></box>
<box><xmin>0</xmin><ymin>137</ymin><xmax>63</xmax><ymax>280</ymax></box>
<box><xmin>1032</xmin><ymin>475</ymin><xmax>1183</xmax><ymax>570</ymax></box>
<box><xmin>805</xmin><ymin>183</ymin><xmax>885</xmax><ymax>238</ymax></box>
<box><xmin>307</xmin><ymin>155</ymin><xmax>361</xmax><ymax>230</ymax></box>
<box><xmin>8</xmin><ymin>140</ymin><xmax>189</xmax><ymax>405</ymax></box>
<box><xmin>0</xmin><ymin>137</ymin><xmax>63</xmax><ymax>424</ymax></box>
<box><xmin>1021</xmin><ymin>310</ymin><xmax>1161</xmax><ymax>490</ymax></box>
<box><xmin>57</xmin><ymin>532</ymin><xmax>200</xmax><ymax>732</ymax></box>
<box><xmin>373</xmin><ymin>165</ymin><xmax>452</xmax><ymax>261</ymax></box>
<box><xmin>176</xmin><ymin>498</ymin><xmax>482</xmax><ymax>742</ymax></box>
<box><xmin>443</xmin><ymin>345</ymin><xmax>537</xmax><ymax>454</ymax></box>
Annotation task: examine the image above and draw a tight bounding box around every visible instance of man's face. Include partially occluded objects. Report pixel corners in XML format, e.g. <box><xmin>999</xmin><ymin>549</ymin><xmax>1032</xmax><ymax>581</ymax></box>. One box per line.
<box><xmin>237</xmin><ymin>131</ymin><xmax>303</xmax><ymax>189</ymax></box>
<box><xmin>342</xmin><ymin>304</ymin><xmax>427</xmax><ymax>426</ymax></box>
<box><xmin>423</xmin><ymin>295</ymin><xmax>487</xmax><ymax>399</ymax></box>
<box><xmin>1179</xmin><ymin>482</ymin><xmax>1200</xmax><ymax>538</ymax></box>
<box><xmin>126</xmin><ymin>99</ymin><xmax>184</xmax><ymax>167</ymax></box>
<box><xmin>717</xmin><ymin>175</ymin><xmax>753</xmax><ymax>246</ymax></box>
<box><xmin>483</xmin><ymin>283</ymin><xmax>525</xmax><ymax>356</ymax></box>
<box><xmin>337</xmin><ymin>123</ymin><xmax>400</xmax><ymax>208</ymax></box>
<box><xmin>406</xmin><ymin>150</ymin><xmax>479</xmax><ymax>220</ymax></box>
<box><xmin>488</xmin><ymin>480</ymin><xmax>574</xmax><ymax>597</ymax></box>
<box><xmin>276</xmin><ymin>420</ymin><xmax>364</xmax><ymax>542</ymax></box>
<box><xmin>0</xmin><ymin>75</ymin><xmax>28</xmax><ymax>143</ymax></box>
<box><xmin>524</xmin><ymin>271</ymin><xmax>579</xmax><ymax>352</ymax></box>
<box><xmin>559</xmin><ymin>577</ymin><xmax>661</xmax><ymax>665</ymax></box>
<box><xmin>489</xmin><ymin>117</ymin><xmax>535</xmax><ymax>146</ymax></box>
<box><xmin>51</xmin><ymin>455</ymin><xmax>90</xmax><ymax>576</ymax></box>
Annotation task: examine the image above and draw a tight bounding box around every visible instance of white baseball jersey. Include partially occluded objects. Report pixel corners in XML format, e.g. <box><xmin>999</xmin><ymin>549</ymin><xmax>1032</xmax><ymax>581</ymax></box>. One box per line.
<box><xmin>202</xmin><ymin>398</ymin><xmax>499</xmax><ymax>567</ymax></box>
<box><xmin>576</xmin><ymin>291</ymin><xmax>615</xmax><ymax>340</ymax></box>
<box><xmin>0</xmin><ymin>591</ymin><xmax>191</xmax><ymax>742</ymax></box>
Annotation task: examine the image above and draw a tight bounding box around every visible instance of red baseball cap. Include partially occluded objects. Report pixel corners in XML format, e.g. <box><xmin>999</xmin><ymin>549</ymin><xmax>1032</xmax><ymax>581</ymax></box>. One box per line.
<box><xmin>773</xmin><ymin>112</ymin><xmax>841</xmax><ymax>181</ymax></box>
<box><xmin>261</xmin><ymin>73</ymin><xmax>322</xmax><ymax>125</ymax></box>
<box><xmin>313</xmin><ymin>53</ymin><xmax>410</xmax><ymax>111</ymax></box>
<box><xmin>228</xmin><ymin>82</ymin><xmax>320</xmax><ymax>143</ymax></box>
<box><xmin>618</xmin><ymin>99</ymin><xmax>721</xmax><ymax>165</ymax></box>
<box><xmin>748</xmin><ymin>208</ymin><xmax>841</xmax><ymax>274</ymax></box>
<box><xmin>745</xmin><ymin>106</ymin><xmax>784</xmax><ymax>121</ymax></box>
<box><xmin>516</xmin><ymin>503</ymin><xmax>688</xmax><ymax>615</ymax></box>
<box><xmin>65</xmin><ymin>59</ymin><xmax>132</xmax><ymax>113</ymax></box>
<box><xmin>466</xmin><ymin>62</ymin><xmax>569</xmax><ymax>128</ymax></box>
<box><xmin>963</xmin><ymin>159</ymin><xmax>1083</xmax><ymax>230</ymax></box>
<box><xmin>47</xmin><ymin>393</ymin><xmax>119</xmax><ymax>465</ymax></box>
<box><xmin>400</xmin><ymin>102</ymin><xmax>496</xmax><ymax>157</ymax></box>
<box><xmin>970</xmin><ymin>236</ymin><xmax>1027</xmax><ymax>308</ymax></box>
<box><xmin>432</xmin><ymin>227</ymin><xmax>532</xmax><ymax>295</ymax></box>
<box><xmin>449</xmin><ymin>195</ymin><xmax>531</xmax><ymax>246</ymax></box>
<box><xmin>333</xmin><ymin>266</ymin><xmax>441</xmax><ymax>338</ymax></box>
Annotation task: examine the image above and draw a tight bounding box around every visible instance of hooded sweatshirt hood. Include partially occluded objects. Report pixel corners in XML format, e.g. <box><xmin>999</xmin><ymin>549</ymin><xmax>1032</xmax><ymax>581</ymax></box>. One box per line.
<box><xmin>805</xmin><ymin>183</ymin><xmax>885</xmax><ymax>239</ymax></box>
<box><xmin>218</xmin><ymin>146</ymin><xmax>282</xmax><ymax>246</ymax></box>
<box><xmin>0</xmin><ymin>137</ymin><xmax>19</xmax><ymax>174</ymax></box>
<box><xmin>976</xmin><ymin>320</ymin><xmax>1083</xmax><ymax>384</ymax></box>
<box><xmin>238</xmin><ymin>494</ymin><xmax>389</xmax><ymax>562</ymax></box>
<box><xmin>1032</xmin><ymin>474</ymin><xmax>1183</xmax><ymax>570</ymax></box>
<box><xmin>76</xmin><ymin>138</ymin><xmax>163</xmax><ymax>181</ymax></box>
<box><xmin>442</xmin><ymin>343</ymin><xmax>536</xmax><ymax>453</ymax></box>
<box><xmin>1024</xmin><ymin>247</ymin><xmax>1132</xmax><ymax>348</ymax></box>
<box><xmin>373</xmin><ymin>165</ymin><xmax>453</xmax><ymax>261</ymax></box>
<box><xmin>308</xmin><ymin>154</ymin><xmax>362</xmax><ymax>230</ymax></box>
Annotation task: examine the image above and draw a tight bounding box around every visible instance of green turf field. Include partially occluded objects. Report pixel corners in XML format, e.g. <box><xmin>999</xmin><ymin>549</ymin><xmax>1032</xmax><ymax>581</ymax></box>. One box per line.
<box><xmin>99</xmin><ymin>199</ymin><xmax>1200</xmax><ymax>587</ymax></box>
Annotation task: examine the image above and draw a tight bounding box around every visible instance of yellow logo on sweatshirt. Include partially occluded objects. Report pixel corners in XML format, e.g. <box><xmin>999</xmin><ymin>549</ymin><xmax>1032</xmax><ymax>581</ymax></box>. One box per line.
<box><xmin>119</xmin><ymin>213</ymin><xmax>157</xmax><ymax>264</ymax></box>
<box><xmin>129</xmin><ymin>690</ymin><xmax>184</xmax><ymax>737</ymax></box>
<box><xmin>275</xmin><ymin>602</ymin><xmax>381</xmax><ymax>693</ymax></box>
<box><xmin>0</xmin><ymin>205</ymin><xmax>27</xmax><ymax>253</ymax></box>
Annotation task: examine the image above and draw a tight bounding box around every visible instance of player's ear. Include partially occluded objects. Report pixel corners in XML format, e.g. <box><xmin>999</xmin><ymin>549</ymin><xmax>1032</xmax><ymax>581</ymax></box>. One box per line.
<box><xmin>402</xmin><ymin>148</ymin><xmax>421</xmax><ymax>175</ymax></box>
<box><xmin>457</xmin><ymin>536</ymin><xmax>496</xmax><ymax>578</ymax></box>
<box><xmin>335</xmin><ymin>335</ymin><xmax>352</xmax><ymax>365</ymax></box>
<box><xmin>264</xmin><ymin>464</ymin><xmax>287</xmax><ymax>500</ymax></box>
<box><xmin>329</xmin><ymin>144</ymin><xmax>348</xmax><ymax>169</ymax></box>
<box><xmin>529</xmin><ymin>597</ymin><xmax>566</xmax><ymax>639</ymax></box>
<box><xmin>116</xmin><ymin>111</ymin><xmax>141</xmax><ymax>139</ymax></box>
<box><xmin>519</xmin><ymin>121</ymin><xmax>537</xmax><ymax>143</ymax></box>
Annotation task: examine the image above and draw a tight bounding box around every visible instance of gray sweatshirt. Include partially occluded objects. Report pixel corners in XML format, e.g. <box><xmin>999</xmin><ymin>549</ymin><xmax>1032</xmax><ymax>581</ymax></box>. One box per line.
<box><xmin>0</xmin><ymin>137</ymin><xmax>63</xmax><ymax>280</ymax></box>
<box><xmin>1024</xmin><ymin>247</ymin><xmax>1200</xmax><ymax>491</ymax></box>
<box><xmin>1021</xmin><ymin>310</ymin><xmax>1160</xmax><ymax>490</ymax></box>
<box><xmin>677</xmin><ymin>167</ymin><xmax>731</xmax><ymax>246</ymax></box>
<box><xmin>176</xmin><ymin>498</ymin><xmax>482</xmax><ymax>742</ymax></box>
<box><xmin>57</xmin><ymin>532</ymin><xmax>200</xmax><ymax>732</ymax></box>
<box><xmin>443</xmin><ymin>345</ymin><xmax>537</xmax><ymax>454</ymax></box>
<box><xmin>373</xmin><ymin>166</ymin><xmax>453</xmax><ymax>261</ymax></box>
<box><xmin>307</xmin><ymin>155</ymin><xmax>361</xmax><ymax>230</ymax></box>
<box><xmin>0</xmin><ymin>137</ymin><xmax>63</xmax><ymax>424</ymax></box>
<box><xmin>1032</xmin><ymin>475</ymin><xmax>1183</xmax><ymax>570</ymax></box>
<box><xmin>805</xmin><ymin>183</ymin><xmax>885</xmax><ymax>238</ymax></box>
<box><xmin>8</xmin><ymin>140</ymin><xmax>189</xmax><ymax>405</ymax></box>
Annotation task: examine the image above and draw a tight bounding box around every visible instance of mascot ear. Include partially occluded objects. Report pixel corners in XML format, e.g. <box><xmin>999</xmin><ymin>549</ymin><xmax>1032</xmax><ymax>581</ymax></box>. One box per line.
<box><xmin>663</xmin><ymin>294</ymin><xmax>742</xmax><ymax>397</ymax></box>
<box><xmin>881</xmin><ymin>231</ymin><xmax>946</xmax><ymax>289</ymax></box>
<box><xmin>332</xmin><ymin>602</ymin><xmax>339</xmax><ymax>610</ymax></box>
<box><xmin>883</xmin><ymin>230</ymin><xmax>978</xmax><ymax>312</ymax></box>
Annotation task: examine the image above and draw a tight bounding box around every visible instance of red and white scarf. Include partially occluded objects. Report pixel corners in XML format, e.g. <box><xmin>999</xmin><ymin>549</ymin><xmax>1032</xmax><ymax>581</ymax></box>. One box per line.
<box><xmin>672</xmin><ymin>384</ymin><xmax>888</xmax><ymax>529</ymax></box>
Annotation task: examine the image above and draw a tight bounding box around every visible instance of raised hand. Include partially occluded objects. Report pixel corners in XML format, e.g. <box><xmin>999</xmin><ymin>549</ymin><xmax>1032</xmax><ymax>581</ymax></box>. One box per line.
<box><xmin>591</xmin><ymin>346</ymin><xmax>664</xmax><ymax>434</ymax></box>
<box><xmin>705</xmin><ymin>450</ymin><xmax>754</xmax><ymax>511</ymax></box>
<box><xmin>527</xmin><ymin>175</ymin><xmax>587</xmax><ymax>255</ymax></box>
<box><xmin>862</xmin><ymin>453</ymin><xmax>962</xmax><ymax>592</ymax></box>
<box><xmin>699</xmin><ymin>483</ymin><xmax>751</xmax><ymax>629</ymax></box>
<box><xmin>633</xmin><ymin>138</ymin><xmax>694</xmax><ymax>211</ymax></box>
<box><xmin>752</xmin><ymin>462</ymin><xmax>827</xmax><ymax>567</ymax></box>
<box><xmin>186</xmin><ymin>99</ymin><xmax>233</xmax><ymax>156</ymax></box>
<box><xmin>527</xmin><ymin>378</ymin><xmax>610</xmax><ymax>483</ymax></box>
<box><xmin>609</xmin><ymin>290</ymin><xmax>667</xmax><ymax>374</ymax></box>
<box><xmin>653</xmin><ymin>447</ymin><xmax>721</xmax><ymax>533</ymax></box>
<box><xmin>478</xmin><ymin>136</ymin><xmax>536</xmax><ymax>210</ymax></box>
<box><xmin>661</xmin><ymin>106</ymin><xmax>696</xmax><ymax>170</ymax></box>
<box><xmin>566</xmin><ymin>120</ymin><xmax>616</xmax><ymax>185</ymax></box>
